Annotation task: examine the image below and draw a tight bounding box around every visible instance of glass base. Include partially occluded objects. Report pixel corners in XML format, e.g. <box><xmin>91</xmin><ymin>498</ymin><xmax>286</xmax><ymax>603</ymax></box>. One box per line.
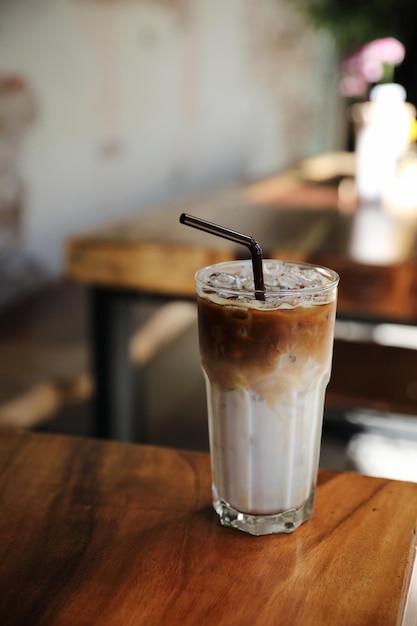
<box><xmin>214</xmin><ymin>490</ymin><xmax>315</xmax><ymax>536</ymax></box>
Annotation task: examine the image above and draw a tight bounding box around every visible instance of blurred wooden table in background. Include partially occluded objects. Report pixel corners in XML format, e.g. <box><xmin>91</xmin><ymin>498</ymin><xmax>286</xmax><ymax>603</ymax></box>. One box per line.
<box><xmin>65</xmin><ymin>152</ymin><xmax>417</xmax><ymax>440</ymax></box>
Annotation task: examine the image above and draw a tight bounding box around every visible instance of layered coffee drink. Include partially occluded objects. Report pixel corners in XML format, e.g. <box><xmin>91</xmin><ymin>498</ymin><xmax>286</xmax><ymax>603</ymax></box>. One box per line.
<box><xmin>196</xmin><ymin>260</ymin><xmax>338</xmax><ymax>535</ymax></box>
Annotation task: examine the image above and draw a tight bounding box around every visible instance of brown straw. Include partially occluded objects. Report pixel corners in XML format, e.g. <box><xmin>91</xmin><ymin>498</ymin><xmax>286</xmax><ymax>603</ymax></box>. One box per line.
<box><xmin>179</xmin><ymin>213</ymin><xmax>265</xmax><ymax>301</ymax></box>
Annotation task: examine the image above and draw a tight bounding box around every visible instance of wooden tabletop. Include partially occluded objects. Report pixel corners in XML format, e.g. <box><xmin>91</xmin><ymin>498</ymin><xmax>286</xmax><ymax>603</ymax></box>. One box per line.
<box><xmin>66</xmin><ymin>171</ymin><xmax>340</xmax><ymax>298</ymax></box>
<box><xmin>1</xmin><ymin>429</ymin><xmax>416</xmax><ymax>625</ymax></box>
<box><xmin>65</xmin><ymin>153</ymin><xmax>417</xmax><ymax>323</ymax></box>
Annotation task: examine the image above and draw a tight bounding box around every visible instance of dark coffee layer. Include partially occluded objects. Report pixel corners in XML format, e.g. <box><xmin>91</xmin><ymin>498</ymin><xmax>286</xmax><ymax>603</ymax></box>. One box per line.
<box><xmin>197</xmin><ymin>295</ymin><xmax>337</xmax><ymax>389</ymax></box>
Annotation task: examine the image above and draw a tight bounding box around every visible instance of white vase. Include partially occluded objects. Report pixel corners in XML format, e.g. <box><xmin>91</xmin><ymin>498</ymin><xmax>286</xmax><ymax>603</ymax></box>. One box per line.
<box><xmin>351</xmin><ymin>83</ymin><xmax>416</xmax><ymax>206</ymax></box>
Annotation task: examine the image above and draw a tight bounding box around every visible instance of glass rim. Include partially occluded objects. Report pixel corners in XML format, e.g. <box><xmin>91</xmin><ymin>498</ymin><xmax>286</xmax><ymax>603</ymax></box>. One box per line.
<box><xmin>195</xmin><ymin>259</ymin><xmax>339</xmax><ymax>298</ymax></box>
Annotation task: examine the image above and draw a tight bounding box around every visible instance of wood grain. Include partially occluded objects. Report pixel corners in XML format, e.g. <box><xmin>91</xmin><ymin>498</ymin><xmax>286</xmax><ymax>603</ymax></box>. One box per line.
<box><xmin>0</xmin><ymin>430</ymin><xmax>416</xmax><ymax>625</ymax></box>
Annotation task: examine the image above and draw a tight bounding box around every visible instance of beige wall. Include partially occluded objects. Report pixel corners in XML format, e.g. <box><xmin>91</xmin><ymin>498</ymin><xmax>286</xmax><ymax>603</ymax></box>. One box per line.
<box><xmin>0</xmin><ymin>0</ymin><xmax>340</xmax><ymax>277</ymax></box>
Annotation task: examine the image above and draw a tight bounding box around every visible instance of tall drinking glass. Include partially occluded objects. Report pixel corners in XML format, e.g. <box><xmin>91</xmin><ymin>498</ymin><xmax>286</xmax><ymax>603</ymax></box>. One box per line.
<box><xmin>196</xmin><ymin>259</ymin><xmax>339</xmax><ymax>535</ymax></box>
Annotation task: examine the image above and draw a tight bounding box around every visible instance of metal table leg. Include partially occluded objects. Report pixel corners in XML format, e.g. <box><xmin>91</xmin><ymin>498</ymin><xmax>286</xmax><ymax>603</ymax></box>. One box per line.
<box><xmin>89</xmin><ymin>287</ymin><xmax>145</xmax><ymax>442</ymax></box>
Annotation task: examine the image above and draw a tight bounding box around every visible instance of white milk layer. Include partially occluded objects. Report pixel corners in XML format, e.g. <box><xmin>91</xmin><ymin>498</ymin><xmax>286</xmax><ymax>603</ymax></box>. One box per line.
<box><xmin>204</xmin><ymin>364</ymin><xmax>330</xmax><ymax>515</ymax></box>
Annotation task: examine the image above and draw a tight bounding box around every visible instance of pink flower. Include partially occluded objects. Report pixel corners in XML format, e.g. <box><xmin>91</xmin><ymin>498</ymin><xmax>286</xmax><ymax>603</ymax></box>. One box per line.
<box><xmin>362</xmin><ymin>37</ymin><xmax>405</xmax><ymax>66</ymax></box>
<box><xmin>339</xmin><ymin>37</ymin><xmax>406</xmax><ymax>99</ymax></box>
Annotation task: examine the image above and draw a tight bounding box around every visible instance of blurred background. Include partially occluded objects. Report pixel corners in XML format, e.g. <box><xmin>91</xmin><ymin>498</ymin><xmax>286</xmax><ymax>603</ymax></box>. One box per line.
<box><xmin>0</xmin><ymin>0</ymin><xmax>341</xmax><ymax>293</ymax></box>
<box><xmin>1</xmin><ymin>0</ymin><xmax>417</xmax><ymax>480</ymax></box>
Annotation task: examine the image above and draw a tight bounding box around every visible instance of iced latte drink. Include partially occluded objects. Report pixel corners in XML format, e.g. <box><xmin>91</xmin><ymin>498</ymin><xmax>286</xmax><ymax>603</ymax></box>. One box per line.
<box><xmin>196</xmin><ymin>259</ymin><xmax>339</xmax><ymax>535</ymax></box>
